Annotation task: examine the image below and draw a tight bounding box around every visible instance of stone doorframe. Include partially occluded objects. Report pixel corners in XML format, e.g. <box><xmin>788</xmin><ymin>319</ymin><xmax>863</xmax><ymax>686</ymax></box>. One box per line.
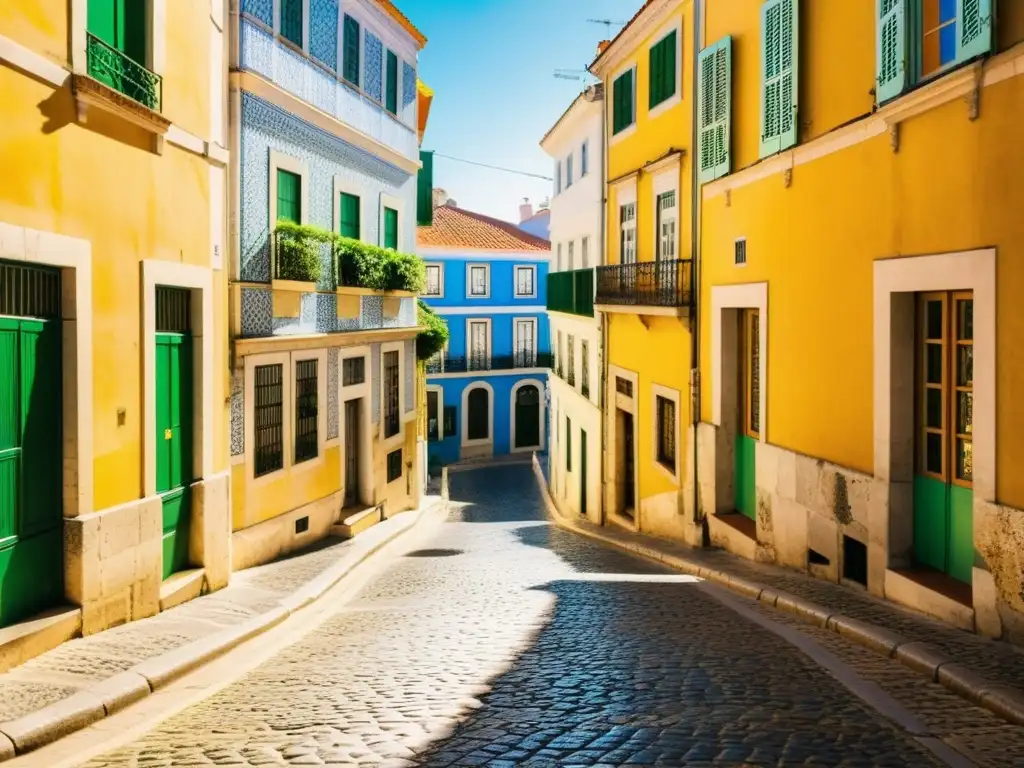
<box><xmin>870</xmin><ymin>249</ymin><xmax>995</xmax><ymax>608</ymax></box>
<box><xmin>605</xmin><ymin>364</ymin><xmax>640</xmax><ymax>532</ymax></box>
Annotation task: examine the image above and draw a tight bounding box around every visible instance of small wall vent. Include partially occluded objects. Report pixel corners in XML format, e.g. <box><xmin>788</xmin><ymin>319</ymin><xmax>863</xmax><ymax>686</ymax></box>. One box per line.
<box><xmin>734</xmin><ymin>238</ymin><xmax>747</xmax><ymax>265</ymax></box>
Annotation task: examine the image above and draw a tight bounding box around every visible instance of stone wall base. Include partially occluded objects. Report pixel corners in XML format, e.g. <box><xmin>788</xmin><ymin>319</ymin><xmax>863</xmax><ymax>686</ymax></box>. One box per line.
<box><xmin>231</xmin><ymin>491</ymin><xmax>342</xmax><ymax>572</ymax></box>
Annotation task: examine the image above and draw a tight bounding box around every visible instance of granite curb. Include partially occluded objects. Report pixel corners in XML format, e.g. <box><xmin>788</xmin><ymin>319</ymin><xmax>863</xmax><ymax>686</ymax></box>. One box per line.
<box><xmin>529</xmin><ymin>455</ymin><xmax>1024</xmax><ymax>728</ymax></box>
<box><xmin>0</xmin><ymin>496</ymin><xmax>448</xmax><ymax>760</ymax></box>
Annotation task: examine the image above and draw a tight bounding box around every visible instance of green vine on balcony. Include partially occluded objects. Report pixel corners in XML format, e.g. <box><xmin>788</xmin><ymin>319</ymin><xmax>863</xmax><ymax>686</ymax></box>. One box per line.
<box><xmin>416</xmin><ymin>300</ymin><xmax>449</xmax><ymax>361</ymax></box>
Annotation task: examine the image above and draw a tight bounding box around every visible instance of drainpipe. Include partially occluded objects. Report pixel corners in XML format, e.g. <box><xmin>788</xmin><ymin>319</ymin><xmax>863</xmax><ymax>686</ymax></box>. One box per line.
<box><xmin>599</xmin><ymin>85</ymin><xmax>609</xmax><ymax>528</ymax></box>
<box><xmin>689</xmin><ymin>0</ymin><xmax>706</xmax><ymax>544</ymax></box>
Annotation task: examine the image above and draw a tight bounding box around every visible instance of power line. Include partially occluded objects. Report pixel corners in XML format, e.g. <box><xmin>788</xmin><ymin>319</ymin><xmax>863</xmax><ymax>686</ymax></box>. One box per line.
<box><xmin>432</xmin><ymin>152</ymin><xmax>553</xmax><ymax>182</ymax></box>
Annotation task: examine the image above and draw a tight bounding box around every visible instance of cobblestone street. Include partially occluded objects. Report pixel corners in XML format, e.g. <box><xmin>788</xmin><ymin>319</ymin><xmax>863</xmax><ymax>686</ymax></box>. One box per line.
<box><xmin>79</xmin><ymin>465</ymin><xmax>1024</xmax><ymax>767</ymax></box>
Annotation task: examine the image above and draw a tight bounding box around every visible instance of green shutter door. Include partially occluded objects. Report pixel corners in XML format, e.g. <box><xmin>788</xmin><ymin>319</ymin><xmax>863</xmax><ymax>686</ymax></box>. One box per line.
<box><xmin>156</xmin><ymin>333</ymin><xmax>193</xmax><ymax>579</ymax></box>
<box><xmin>876</xmin><ymin>0</ymin><xmax>906</xmax><ymax>103</ymax></box>
<box><xmin>699</xmin><ymin>37</ymin><xmax>732</xmax><ymax>182</ymax></box>
<box><xmin>760</xmin><ymin>0</ymin><xmax>799</xmax><ymax>158</ymax></box>
<box><xmin>386</xmin><ymin>50</ymin><xmax>399</xmax><ymax>114</ymax></box>
<box><xmin>276</xmin><ymin>169</ymin><xmax>301</xmax><ymax>224</ymax></box>
<box><xmin>343</xmin><ymin>15</ymin><xmax>360</xmax><ymax>85</ymax></box>
<box><xmin>88</xmin><ymin>0</ymin><xmax>121</xmax><ymax>47</ymax></box>
<box><xmin>417</xmin><ymin>150</ymin><xmax>435</xmax><ymax>226</ymax></box>
<box><xmin>956</xmin><ymin>0</ymin><xmax>993</xmax><ymax>62</ymax></box>
<box><xmin>339</xmin><ymin>192</ymin><xmax>360</xmax><ymax>239</ymax></box>
<box><xmin>0</xmin><ymin>316</ymin><xmax>63</xmax><ymax>628</ymax></box>
<box><xmin>384</xmin><ymin>207</ymin><xmax>398</xmax><ymax>249</ymax></box>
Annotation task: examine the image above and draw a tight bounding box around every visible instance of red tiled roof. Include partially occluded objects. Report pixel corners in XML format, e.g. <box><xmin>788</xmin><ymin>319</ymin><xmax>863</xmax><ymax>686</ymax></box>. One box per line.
<box><xmin>417</xmin><ymin>205</ymin><xmax>550</xmax><ymax>252</ymax></box>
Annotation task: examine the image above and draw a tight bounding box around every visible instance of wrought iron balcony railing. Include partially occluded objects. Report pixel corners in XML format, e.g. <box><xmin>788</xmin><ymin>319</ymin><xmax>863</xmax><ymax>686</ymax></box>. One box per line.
<box><xmin>425</xmin><ymin>352</ymin><xmax>553</xmax><ymax>374</ymax></box>
<box><xmin>86</xmin><ymin>33</ymin><xmax>162</xmax><ymax>111</ymax></box>
<box><xmin>595</xmin><ymin>259</ymin><xmax>693</xmax><ymax>309</ymax></box>
<box><xmin>547</xmin><ymin>268</ymin><xmax>594</xmax><ymax>317</ymax></box>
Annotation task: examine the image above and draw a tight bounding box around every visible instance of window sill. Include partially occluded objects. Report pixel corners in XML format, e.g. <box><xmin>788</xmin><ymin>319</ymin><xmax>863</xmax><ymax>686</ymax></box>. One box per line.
<box><xmin>648</xmin><ymin>91</ymin><xmax>681</xmax><ymax>121</ymax></box>
<box><xmin>610</xmin><ymin>123</ymin><xmax>637</xmax><ymax>146</ymax></box>
<box><xmin>72</xmin><ymin>73</ymin><xmax>171</xmax><ymax>137</ymax></box>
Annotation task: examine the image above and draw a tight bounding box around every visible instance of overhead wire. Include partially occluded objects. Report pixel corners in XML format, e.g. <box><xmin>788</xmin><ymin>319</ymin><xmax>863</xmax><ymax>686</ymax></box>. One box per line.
<box><xmin>431</xmin><ymin>152</ymin><xmax>553</xmax><ymax>182</ymax></box>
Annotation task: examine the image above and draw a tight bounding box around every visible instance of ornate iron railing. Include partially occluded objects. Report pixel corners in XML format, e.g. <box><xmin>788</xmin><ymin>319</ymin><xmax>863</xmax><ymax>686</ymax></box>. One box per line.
<box><xmin>547</xmin><ymin>268</ymin><xmax>594</xmax><ymax>317</ymax></box>
<box><xmin>425</xmin><ymin>352</ymin><xmax>553</xmax><ymax>374</ymax></box>
<box><xmin>86</xmin><ymin>33</ymin><xmax>162</xmax><ymax>111</ymax></box>
<box><xmin>595</xmin><ymin>259</ymin><xmax>693</xmax><ymax>308</ymax></box>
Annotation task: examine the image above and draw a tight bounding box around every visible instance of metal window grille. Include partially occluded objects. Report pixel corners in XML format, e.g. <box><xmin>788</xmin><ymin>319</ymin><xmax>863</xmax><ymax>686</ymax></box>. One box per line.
<box><xmin>387</xmin><ymin>448</ymin><xmax>402</xmax><ymax>483</ymax></box>
<box><xmin>581</xmin><ymin>340</ymin><xmax>590</xmax><ymax>398</ymax></box>
<box><xmin>156</xmin><ymin>286</ymin><xmax>192</xmax><ymax>333</ymax></box>
<box><xmin>0</xmin><ymin>262</ymin><xmax>61</xmax><ymax>319</ymax></box>
<box><xmin>657</xmin><ymin>396</ymin><xmax>676</xmax><ymax>469</ymax></box>
<box><xmin>616</xmin><ymin>376</ymin><xmax>633</xmax><ymax>397</ymax></box>
<box><xmin>254</xmin><ymin>364</ymin><xmax>284</xmax><ymax>477</ymax></box>
<box><xmin>342</xmin><ymin>356</ymin><xmax>365</xmax><ymax>386</ymax></box>
<box><xmin>514</xmin><ymin>320</ymin><xmax>535</xmax><ymax>368</ymax></box>
<box><xmin>425</xmin><ymin>265</ymin><xmax>442</xmax><ymax>295</ymax></box>
<box><xmin>735</xmin><ymin>238</ymin><xmax>747</xmax><ymax>265</ymax></box>
<box><xmin>469</xmin><ymin>266</ymin><xmax>488</xmax><ymax>295</ymax></box>
<box><xmin>469</xmin><ymin>322</ymin><xmax>489</xmax><ymax>371</ymax></box>
<box><xmin>294</xmin><ymin>359</ymin><xmax>318</xmax><ymax>463</ymax></box>
<box><xmin>383</xmin><ymin>350</ymin><xmax>400</xmax><ymax>438</ymax></box>
<box><xmin>516</xmin><ymin>267</ymin><xmax>534</xmax><ymax>296</ymax></box>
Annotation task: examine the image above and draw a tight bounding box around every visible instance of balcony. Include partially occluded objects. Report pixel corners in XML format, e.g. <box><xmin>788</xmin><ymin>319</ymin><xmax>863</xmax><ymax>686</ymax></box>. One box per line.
<box><xmin>85</xmin><ymin>33</ymin><xmax>162</xmax><ymax>111</ymax></box>
<box><xmin>426</xmin><ymin>352</ymin><xmax>553</xmax><ymax>375</ymax></box>
<box><xmin>595</xmin><ymin>259</ymin><xmax>692</xmax><ymax>316</ymax></box>
<box><xmin>547</xmin><ymin>269</ymin><xmax>594</xmax><ymax>318</ymax></box>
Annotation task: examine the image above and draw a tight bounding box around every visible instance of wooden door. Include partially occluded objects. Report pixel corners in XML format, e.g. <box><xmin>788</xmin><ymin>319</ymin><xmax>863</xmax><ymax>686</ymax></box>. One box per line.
<box><xmin>344</xmin><ymin>399</ymin><xmax>361</xmax><ymax>507</ymax></box>
<box><xmin>514</xmin><ymin>385</ymin><xmax>539</xmax><ymax>448</ymax></box>
<box><xmin>735</xmin><ymin>309</ymin><xmax>759</xmax><ymax>520</ymax></box>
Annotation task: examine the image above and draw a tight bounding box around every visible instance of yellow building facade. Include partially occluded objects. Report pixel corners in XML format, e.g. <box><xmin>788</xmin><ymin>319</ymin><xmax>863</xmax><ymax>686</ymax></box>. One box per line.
<box><xmin>591</xmin><ymin>0</ymin><xmax>702</xmax><ymax>546</ymax></box>
<box><xmin>696</xmin><ymin>0</ymin><xmax>1024</xmax><ymax>638</ymax></box>
<box><xmin>0</xmin><ymin>0</ymin><xmax>231</xmax><ymax>637</ymax></box>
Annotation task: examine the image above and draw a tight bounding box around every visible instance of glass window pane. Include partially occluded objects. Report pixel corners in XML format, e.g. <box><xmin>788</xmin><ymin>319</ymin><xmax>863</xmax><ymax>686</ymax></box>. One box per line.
<box><xmin>926</xmin><ymin>300</ymin><xmax>943</xmax><ymax>340</ymax></box>
<box><xmin>926</xmin><ymin>343</ymin><xmax>943</xmax><ymax>384</ymax></box>
<box><xmin>926</xmin><ymin>387</ymin><xmax>943</xmax><ymax>429</ymax></box>
<box><xmin>957</xmin><ymin>438</ymin><xmax>973</xmax><ymax>482</ymax></box>
<box><xmin>957</xmin><ymin>391</ymin><xmax>973</xmax><ymax>435</ymax></box>
<box><xmin>957</xmin><ymin>344</ymin><xmax>973</xmax><ymax>386</ymax></box>
<box><xmin>926</xmin><ymin>432</ymin><xmax>943</xmax><ymax>474</ymax></box>
<box><xmin>958</xmin><ymin>299</ymin><xmax>973</xmax><ymax>340</ymax></box>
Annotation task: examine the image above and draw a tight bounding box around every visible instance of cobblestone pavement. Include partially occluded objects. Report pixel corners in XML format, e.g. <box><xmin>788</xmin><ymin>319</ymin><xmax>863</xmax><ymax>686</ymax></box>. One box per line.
<box><xmin>81</xmin><ymin>465</ymin><xmax>1024</xmax><ymax>767</ymax></box>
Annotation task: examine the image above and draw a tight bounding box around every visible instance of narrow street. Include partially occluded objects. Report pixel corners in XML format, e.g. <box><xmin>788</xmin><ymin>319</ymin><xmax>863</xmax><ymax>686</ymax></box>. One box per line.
<box><xmin>76</xmin><ymin>464</ymin><xmax>1017</xmax><ymax>767</ymax></box>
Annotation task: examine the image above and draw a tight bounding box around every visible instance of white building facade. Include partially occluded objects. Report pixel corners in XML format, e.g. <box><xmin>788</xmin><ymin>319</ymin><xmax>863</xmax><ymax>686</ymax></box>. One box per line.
<box><xmin>541</xmin><ymin>85</ymin><xmax>605</xmax><ymax>523</ymax></box>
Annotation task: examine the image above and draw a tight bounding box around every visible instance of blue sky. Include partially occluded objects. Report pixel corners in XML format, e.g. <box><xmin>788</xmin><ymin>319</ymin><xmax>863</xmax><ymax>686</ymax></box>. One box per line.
<box><xmin>400</xmin><ymin>0</ymin><xmax>633</xmax><ymax>224</ymax></box>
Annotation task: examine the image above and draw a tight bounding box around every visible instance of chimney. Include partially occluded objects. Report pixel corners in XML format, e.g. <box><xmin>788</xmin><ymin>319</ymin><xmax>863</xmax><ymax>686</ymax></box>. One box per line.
<box><xmin>597</xmin><ymin>40</ymin><xmax>611</xmax><ymax>56</ymax></box>
<box><xmin>518</xmin><ymin>197</ymin><xmax>534</xmax><ymax>224</ymax></box>
<box><xmin>432</xmin><ymin>188</ymin><xmax>449</xmax><ymax>208</ymax></box>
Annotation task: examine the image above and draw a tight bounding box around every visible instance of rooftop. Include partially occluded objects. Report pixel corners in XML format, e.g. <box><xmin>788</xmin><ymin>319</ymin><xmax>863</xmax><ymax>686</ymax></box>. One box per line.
<box><xmin>417</xmin><ymin>205</ymin><xmax>551</xmax><ymax>252</ymax></box>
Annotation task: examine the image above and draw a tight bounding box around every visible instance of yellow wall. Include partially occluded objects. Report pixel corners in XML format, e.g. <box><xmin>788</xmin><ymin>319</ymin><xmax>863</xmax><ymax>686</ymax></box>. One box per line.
<box><xmin>698</xmin><ymin>9</ymin><xmax>1024</xmax><ymax>509</ymax></box>
<box><xmin>232</xmin><ymin>446</ymin><xmax>342</xmax><ymax>530</ymax></box>
<box><xmin>0</xmin><ymin>1</ymin><xmax>228</xmax><ymax>512</ymax></box>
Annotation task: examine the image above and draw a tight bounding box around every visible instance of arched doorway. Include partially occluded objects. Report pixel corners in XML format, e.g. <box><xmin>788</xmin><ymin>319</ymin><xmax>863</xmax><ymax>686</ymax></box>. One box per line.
<box><xmin>514</xmin><ymin>384</ymin><xmax>540</xmax><ymax>448</ymax></box>
<box><xmin>467</xmin><ymin>387</ymin><xmax>490</xmax><ymax>441</ymax></box>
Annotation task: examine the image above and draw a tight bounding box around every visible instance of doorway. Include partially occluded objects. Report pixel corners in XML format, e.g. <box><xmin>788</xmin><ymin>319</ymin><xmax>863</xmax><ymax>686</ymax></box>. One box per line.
<box><xmin>344</xmin><ymin>398</ymin><xmax>361</xmax><ymax>507</ymax></box>
<box><xmin>913</xmin><ymin>291</ymin><xmax>973</xmax><ymax>584</ymax></box>
<box><xmin>514</xmin><ymin>384</ymin><xmax>540</xmax><ymax>448</ymax></box>
<box><xmin>616</xmin><ymin>408</ymin><xmax>635</xmax><ymax>518</ymax></box>
<box><xmin>155</xmin><ymin>287</ymin><xmax>194</xmax><ymax>579</ymax></box>
<box><xmin>580</xmin><ymin>429</ymin><xmax>588</xmax><ymax>517</ymax></box>
<box><xmin>735</xmin><ymin>309</ymin><xmax>759</xmax><ymax>521</ymax></box>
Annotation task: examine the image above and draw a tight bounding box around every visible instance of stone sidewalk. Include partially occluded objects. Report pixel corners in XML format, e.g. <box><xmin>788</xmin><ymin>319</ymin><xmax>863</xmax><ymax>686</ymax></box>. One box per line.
<box><xmin>0</xmin><ymin>496</ymin><xmax>444</xmax><ymax>761</ymax></box>
<box><xmin>533</xmin><ymin>465</ymin><xmax>1024</xmax><ymax>728</ymax></box>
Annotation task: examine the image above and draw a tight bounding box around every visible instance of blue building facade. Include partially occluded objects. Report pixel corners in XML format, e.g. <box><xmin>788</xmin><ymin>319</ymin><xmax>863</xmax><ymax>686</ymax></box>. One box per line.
<box><xmin>418</xmin><ymin>205</ymin><xmax>552</xmax><ymax>467</ymax></box>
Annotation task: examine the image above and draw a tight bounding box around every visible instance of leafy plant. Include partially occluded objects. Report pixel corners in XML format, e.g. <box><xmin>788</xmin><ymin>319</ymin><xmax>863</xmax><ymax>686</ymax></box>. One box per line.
<box><xmin>416</xmin><ymin>300</ymin><xmax>449</xmax><ymax>361</ymax></box>
<box><xmin>274</xmin><ymin>222</ymin><xmax>329</xmax><ymax>283</ymax></box>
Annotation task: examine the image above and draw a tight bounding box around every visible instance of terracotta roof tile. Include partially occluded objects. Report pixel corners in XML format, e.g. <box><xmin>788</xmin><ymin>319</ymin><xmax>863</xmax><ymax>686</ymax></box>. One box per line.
<box><xmin>417</xmin><ymin>205</ymin><xmax>551</xmax><ymax>252</ymax></box>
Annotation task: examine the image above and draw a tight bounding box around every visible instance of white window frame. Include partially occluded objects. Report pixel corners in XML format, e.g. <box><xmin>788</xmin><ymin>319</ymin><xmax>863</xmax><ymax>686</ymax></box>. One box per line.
<box><xmin>647</xmin><ymin>17</ymin><xmax>684</xmax><ymax>121</ymax></box>
<box><xmin>71</xmin><ymin>0</ymin><xmax>167</xmax><ymax>75</ymax></box>
<box><xmin>379</xmin><ymin>192</ymin><xmax>404</xmax><ymax>250</ymax></box>
<box><xmin>513</xmin><ymin>316</ymin><xmax>539</xmax><ymax>367</ymax></box>
<box><xmin>653</xmin><ymin>167</ymin><xmax>679</xmax><ymax>261</ymax></box>
<box><xmin>614</xmin><ymin>176</ymin><xmax>638</xmax><ymax>264</ymax></box>
<box><xmin>581</xmin><ymin>140</ymin><xmax>589</xmax><ymax>177</ymax></box>
<box><xmin>566</xmin><ymin>153</ymin><xmax>574</xmax><ymax>188</ymax></box>
<box><xmin>610</xmin><ymin>62</ymin><xmax>638</xmax><ymax>144</ymax></box>
<box><xmin>466</xmin><ymin>263</ymin><xmax>491</xmax><ymax>299</ymax></box>
<box><xmin>333</xmin><ymin>175</ymin><xmax>365</xmax><ymax>240</ymax></box>
<box><xmin>466</xmin><ymin>318</ymin><xmax>492</xmax><ymax>371</ymax></box>
<box><xmin>424</xmin><ymin>262</ymin><xmax>445</xmax><ymax>297</ymax></box>
<box><xmin>291</xmin><ymin>349</ymin><xmax>328</xmax><ymax>471</ymax></box>
<box><xmin>514</xmin><ymin>264</ymin><xmax>537</xmax><ymax>299</ymax></box>
<box><xmin>269</xmin><ymin>150</ymin><xmax>310</xmax><ymax>227</ymax></box>
<box><xmin>651</xmin><ymin>383</ymin><xmax>681</xmax><ymax>484</ymax></box>
<box><xmin>378</xmin><ymin>341</ymin><xmax>406</xmax><ymax>449</ymax></box>
<box><xmin>461</xmin><ymin>381</ymin><xmax>495</xmax><ymax>447</ymax></box>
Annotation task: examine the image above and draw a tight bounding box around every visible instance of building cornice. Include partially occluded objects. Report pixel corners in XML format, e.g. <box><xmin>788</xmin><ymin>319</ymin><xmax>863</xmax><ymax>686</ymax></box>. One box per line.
<box><xmin>589</xmin><ymin>0</ymin><xmax>682</xmax><ymax>78</ymax></box>
<box><xmin>234</xmin><ymin>326</ymin><xmax>420</xmax><ymax>357</ymax></box>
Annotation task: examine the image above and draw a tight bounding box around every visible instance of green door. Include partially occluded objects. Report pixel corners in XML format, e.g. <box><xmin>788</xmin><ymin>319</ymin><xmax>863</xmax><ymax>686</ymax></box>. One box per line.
<box><xmin>155</xmin><ymin>287</ymin><xmax>194</xmax><ymax>579</ymax></box>
<box><xmin>913</xmin><ymin>292</ymin><xmax>974</xmax><ymax>584</ymax></box>
<box><xmin>735</xmin><ymin>309</ymin><xmax>759</xmax><ymax>520</ymax></box>
<box><xmin>0</xmin><ymin>265</ymin><xmax>63</xmax><ymax>627</ymax></box>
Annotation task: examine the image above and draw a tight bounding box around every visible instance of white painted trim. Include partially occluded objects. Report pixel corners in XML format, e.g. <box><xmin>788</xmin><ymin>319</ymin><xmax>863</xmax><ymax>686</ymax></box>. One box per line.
<box><xmin>378</xmin><ymin>340</ymin><xmax>406</xmax><ymax>449</ymax></box>
<box><xmin>0</xmin><ymin>222</ymin><xmax>94</xmax><ymax>517</ymax></box>
<box><xmin>465</xmin><ymin>262</ymin><xmax>491</xmax><ymax>299</ymax></box>
<box><xmin>289</xmin><ymin>348</ymin><xmax>328</xmax><ymax>473</ymax></box>
<box><xmin>710</xmin><ymin>282</ymin><xmax>768</xmax><ymax>441</ymax></box>
<box><xmin>378</xmin><ymin>192</ymin><xmax>405</xmax><ymax>249</ymax></box>
<box><xmin>150</xmin><ymin>0</ymin><xmax>167</xmax><ymax>74</ymax></box>
<box><xmin>510</xmin><ymin>378</ymin><xmax>546</xmax><ymax>453</ymax></box>
<box><xmin>426</xmin><ymin>367</ymin><xmax>550</xmax><ymax>381</ymax></box>
<box><xmin>0</xmin><ymin>33</ymin><xmax>68</xmax><ymax>86</ymax></box>
<box><xmin>651</xmin><ymin>382</ymin><xmax>681</xmax><ymax>484</ymax></box>
<box><xmin>333</xmin><ymin>175</ymin><xmax>367</xmax><ymax>240</ymax></box>
<box><xmin>423</xmin><ymin>262</ymin><xmax>444</xmax><ymax>298</ymax></box>
<box><xmin>465</xmin><ymin>317</ymin><xmax>492</xmax><ymax>370</ymax></box>
<box><xmin>71</xmin><ymin>0</ymin><xmax>87</xmax><ymax>71</ymax></box>
<box><xmin>513</xmin><ymin>316</ymin><xmax>539</xmax><ymax>364</ymax></box>
<box><xmin>142</xmin><ymin>261</ymin><xmax>216</xmax><ymax>497</ymax></box>
<box><xmin>646</xmin><ymin>15</ymin><xmax>683</xmax><ymax>121</ymax></box>
<box><xmin>461</xmin><ymin>380</ymin><xmax>495</xmax><ymax>448</ymax></box>
<box><xmin>430</xmin><ymin>305</ymin><xmax>548</xmax><ymax>316</ymax></box>
<box><xmin>652</xmin><ymin>164</ymin><xmax>679</xmax><ymax>261</ymax></box>
<box><xmin>414</xmin><ymin>248</ymin><xmax>551</xmax><ymax>262</ymax></box>
<box><xmin>513</xmin><ymin>264</ymin><xmax>538</xmax><ymax>299</ymax></box>
<box><xmin>873</xmin><ymin>249</ymin><xmax>996</xmax><ymax>502</ymax></box>
<box><xmin>269</xmin><ymin>150</ymin><xmax>310</xmax><ymax>226</ymax></box>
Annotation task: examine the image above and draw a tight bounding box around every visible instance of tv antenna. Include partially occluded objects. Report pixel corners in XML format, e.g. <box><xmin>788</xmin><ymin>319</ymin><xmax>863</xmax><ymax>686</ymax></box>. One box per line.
<box><xmin>587</xmin><ymin>18</ymin><xmax>628</xmax><ymax>35</ymax></box>
<box><xmin>553</xmin><ymin>69</ymin><xmax>589</xmax><ymax>81</ymax></box>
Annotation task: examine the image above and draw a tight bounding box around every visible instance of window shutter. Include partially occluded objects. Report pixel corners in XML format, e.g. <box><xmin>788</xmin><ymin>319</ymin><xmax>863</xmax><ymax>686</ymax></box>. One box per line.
<box><xmin>280</xmin><ymin>0</ymin><xmax>303</xmax><ymax>47</ymax></box>
<box><xmin>384</xmin><ymin>207</ymin><xmax>398</xmax><ymax>249</ymax></box>
<box><xmin>649</xmin><ymin>39</ymin><xmax>662</xmax><ymax>109</ymax></box>
<box><xmin>613</xmin><ymin>69</ymin><xmax>634</xmax><ymax>134</ymax></box>
<box><xmin>276</xmin><ymin>169</ymin><xmax>301</xmax><ymax>223</ymax></box>
<box><xmin>340</xmin><ymin>193</ymin><xmax>360</xmax><ymax>239</ymax></box>
<box><xmin>343</xmin><ymin>15</ymin><xmax>360</xmax><ymax>86</ymax></box>
<box><xmin>698</xmin><ymin>37</ymin><xmax>732</xmax><ymax>183</ymax></box>
<box><xmin>386</xmin><ymin>50</ymin><xmax>399</xmax><ymax>114</ymax></box>
<box><xmin>760</xmin><ymin>0</ymin><xmax>798</xmax><ymax>158</ymax></box>
<box><xmin>88</xmin><ymin>0</ymin><xmax>118</xmax><ymax>46</ymax></box>
<box><xmin>650</xmin><ymin>31</ymin><xmax>676</xmax><ymax>109</ymax></box>
<box><xmin>876</xmin><ymin>0</ymin><xmax>906</xmax><ymax>104</ymax></box>
<box><xmin>956</xmin><ymin>0</ymin><xmax>993</xmax><ymax>62</ymax></box>
<box><xmin>417</xmin><ymin>150</ymin><xmax>434</xmax><ymax>226</ymax></box>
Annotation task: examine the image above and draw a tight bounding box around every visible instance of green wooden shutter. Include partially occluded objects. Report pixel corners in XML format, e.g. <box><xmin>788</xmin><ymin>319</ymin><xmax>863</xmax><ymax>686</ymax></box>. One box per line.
<box><xmin>386</xmin><ymin>50</ymin><xmax>398</xmax><ymax>114</ymax></box>
<box><xmin>417</xmin><ymin>150</ymin><xmax>435</xmax><ymax>226</ymax></box>
<box><xmin>339</xmin><ymin>193</ymin><xmax>360</xmax><ymax>239</ymax></box>
<box><xmin>699</xmin><ymin>37</ymin><xmax>732</xmax><ymax>183</ymax></box>
<box><xmin>384</xmin><ymin>207</ymin><xmax>398</xmax><ymax>249</ymax></box>
<box><xmin>0</xmin><ymin>322</ymin><xmax>19</xmax><ymax>544</ymax></box>
<box><xmin>650</xmin><ymin>31</ymin><xmax>676</xmax><ymax>109</ymax></box>
<box><xmin>613</xmin><ymin>69</ymin><xmax>634</xmax><ymax>134</ymax></box>
<box><xmin>343</xmin><ymin>15</ymin><xmax>360</xmax><ymax>85</ymax></box>
<box><xmin>876</xmin><ymin>0</ymin><xmax>906</xmax><ymax>104</ymax></box>
<box><xmin>649</xmin><ymin>38</ymin><xmax>662</xmax><ymax>109</ymax></box>
<box><xmin>88</xmin><ymin>0</ymin><xmax>119</xmax><ymax>47</ymax></box>
<box><xmin>957</xmin><ymin>0</ymin><xmax>993</xmax><ymax>62</ymax></box>
<box><xmin>276</xmin><ymin>169</ymin><xmax>301</xmax><ymax>224</ymax></box>
<box><xmin>280</xmin><ymin>0</ymin><xmax>303</xmax><ymax>47</ymax></box>
<box><xmin>760</xmin><ymin>0</ymin><xmax>798</xmax><ymax>158</ymax></box>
